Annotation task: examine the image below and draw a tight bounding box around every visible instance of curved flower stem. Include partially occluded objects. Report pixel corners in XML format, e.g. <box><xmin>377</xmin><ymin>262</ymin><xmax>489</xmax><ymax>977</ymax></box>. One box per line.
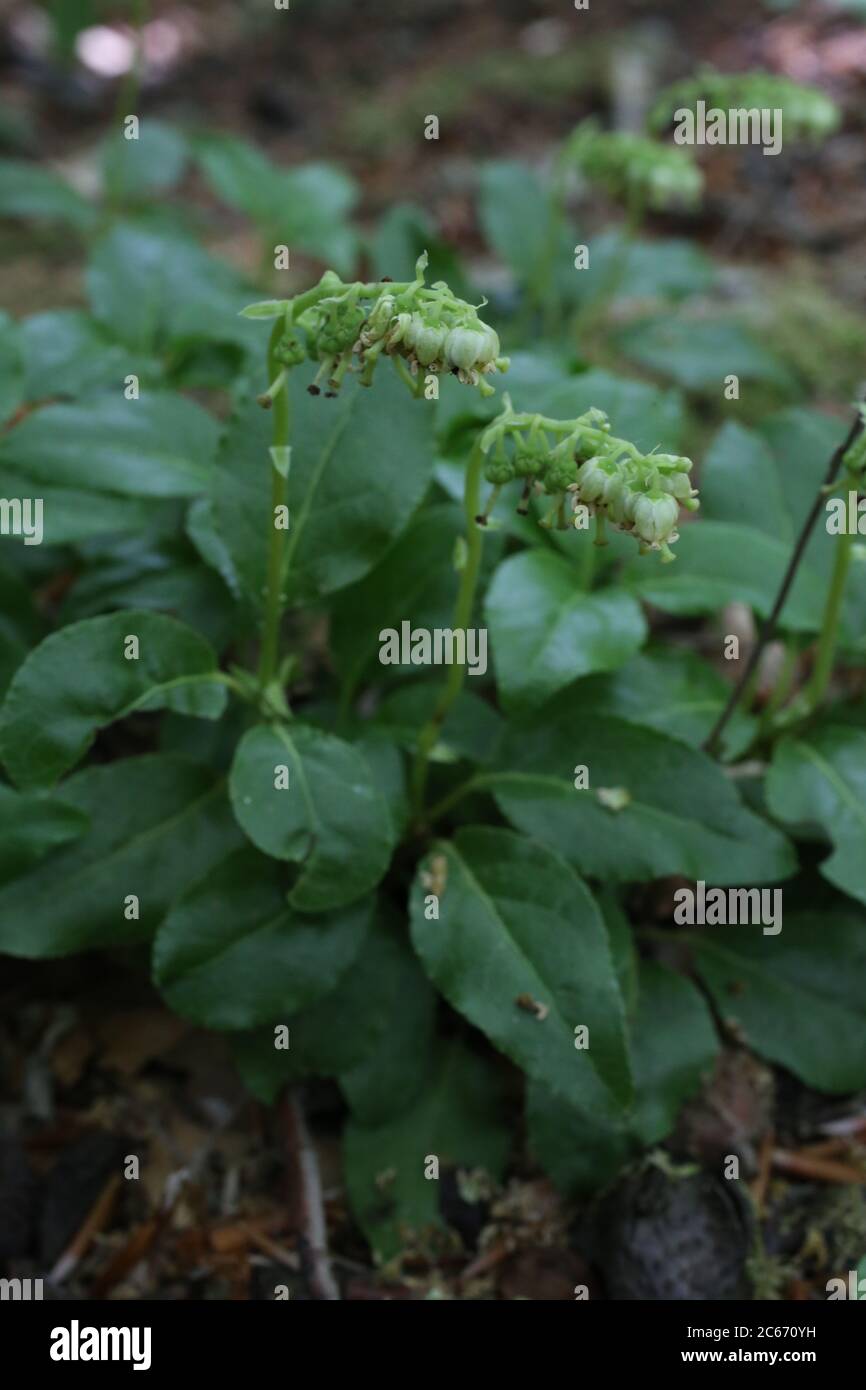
<box><xmin>410</xmin><ymin>438</ymin><xmax>486</xmax><ymax>820</ymax></box>
<box><xmin>804</xmin><ymin>522</ymin><xmax>854</xmax><ymax>711</ymax></box>
<box><xmin>290</xmin><ymin>278</ymin><xmax>412</xmax><ymax>319</ymax></box>
<box><xmin>258</xmin><ymin>320</ymin><xmax>292</xmax><ymax>688</ymax></box>
<box><xmin>703</xmin><ymin>404</ymin><xmax>865</xmax><ymax>757</ymax></box>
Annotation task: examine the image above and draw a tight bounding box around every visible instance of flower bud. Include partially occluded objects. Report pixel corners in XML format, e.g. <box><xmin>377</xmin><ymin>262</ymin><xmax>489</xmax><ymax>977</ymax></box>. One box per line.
<box><xmin>475</xmin><ymin>324</ymin><xmax>501</xmax><ymax>367</ymax></box>
<box><xmin>601</xmin><ymin>472</ymin><xmax>630</xmax><ymax>524</ymax></box>
<box><xmin>444</xmin><ymin>326</ymin><xmax>487</xmax><ymax>372</ymax></box>
<box><xmin>484</xmin><ymin>454</ymin><xmax>516</xmax><ymax>485</ymax></box>
<box><xmin>651</xmin><ymin>453</ymin><xmax>692</xmax><ymax>474</ymax></box>
<box><xmin>362</xmin><ymin>293</ymin><xmax>396</xmax><ymax>343</ymax></box>
<box><xmin>631</xmin><ymin>490</ymin><xmax>679</xmax><ymax>545</ymax></box>
<box><xmin>575</xmin><ymin>456</ymin><xmax>611</xmax><ymax>503</ymax></box>
<box><xmin>412</xmin><ymin>318</ymin><xmax>448</xmax><ymax>366</ymax></box>
<box><xmin>386</xmin><ymin>313</ymin><xmax>413</xmax><ymax>350</ymax></box>
<box><xmin>444</xmin><ymin>321</ymin><xmax>500</xmax><ymax>373</ymax></box>
<box><xmin>656</xmin><ymin>470</ymin><xmax>695</xmax><ymax>502</ymax></box>
<box><xmin>544</xmin><ymin>454</ymin><xmax>578</xmax><ymax>493</ymax></box>
<box><xmin>274</xmin><ymin>332</ymin><xmax>307</xmax><ymax>368</ymax></box>
<box><xmin>513</xmin><ymin>446</ymin><xmax>544</xmax><ymax>478</ymax></box>
<box><xmin>305</xmin><ymin>300</ymin><xmax>366</xmax><ymax>362</ymax></box>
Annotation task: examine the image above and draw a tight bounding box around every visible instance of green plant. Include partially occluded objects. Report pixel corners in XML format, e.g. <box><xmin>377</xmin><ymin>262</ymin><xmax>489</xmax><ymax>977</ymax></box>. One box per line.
<box><xmin>1</xmin><ymin>219</ymin><xmax>862</xmax><ymax>1266</ymax></box>
<box><xmin>493</xmin><ymin>71</ymin><xmax>840</xmax><ymax>342</ymax></box>
<box><xmin>648</xmin><ymin>69</ymin><xmax>841</xmax><ymax>141</ymax></box>
<box><xmin>2</xmin><ymin>59</ymin><xmax>866</xmax><ymax>1279</ymax></box>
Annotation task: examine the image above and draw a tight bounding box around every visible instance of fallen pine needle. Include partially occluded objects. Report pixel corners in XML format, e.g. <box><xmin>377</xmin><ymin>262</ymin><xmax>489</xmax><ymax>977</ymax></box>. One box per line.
<box><xmin>458</xmin><ymin>1237</ymin><xmax>512</xmax><ymax>1288</ymax></box>
<box><xmin>48</xmin><ymin>1172</ymin><xmax>122</xmax><ymax>1285</ymax></box>
<box><xmin>242</xmin><ymin>1222</ymin><xmax>300</xmax><ymax>1271</ymax></box>
<box><xmin>210</xmin><ymin>1211</ymin><xmax>288</xmax><ymax>1255</ymax></box>
<box><xmin>772</xmin><ymin>1148</ymin><xmax>866</xmax><ymax>1185</ymax></box>
<box><xmin>797</xmin><ymin>1137</ymin><xmax>855</xmax><ymax>1159</ymax></box>
<box><xmin>751</xmin><ymin>1128</ymin><xmax>775</xmax><ymax>1213</ymax></box>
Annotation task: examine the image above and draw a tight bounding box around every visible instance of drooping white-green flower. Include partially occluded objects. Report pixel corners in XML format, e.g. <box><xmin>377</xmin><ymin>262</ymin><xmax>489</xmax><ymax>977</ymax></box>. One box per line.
<box><xmin>411</xmin><ymin>318</ymin><xmax>449</xmax><ymax>367</ymax></box>
<box><xmin>574</xmin><ymin>456</ymin><xmax>611</xmax><ymax>503</ymax></box>
<box><xmin>444</xmin><ymin>323</ymin><xmax>501</xmax><ymax>374</ymax></box>
<box><xmin>631</xmin><ymin>489</ymin><xmax>680</xmax><ymax>545</ymax></box>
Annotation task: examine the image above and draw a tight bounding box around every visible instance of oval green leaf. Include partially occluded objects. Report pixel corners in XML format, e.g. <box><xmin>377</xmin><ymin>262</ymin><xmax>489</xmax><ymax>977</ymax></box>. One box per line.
<box><xmin>766</xmin><ymin>724</ymin><xmax>866</xmax><ymax>905</ymax></box>
<box><xmin>0</xmin><ymin>611</ymin><xmax>227</xmax><ymax>790</ymax></box>
<box><xmin>154</xmin><ymin>847</ymin><xmax>372</xmax><ymax>1030</ymax></box>
<box><xmin>0</xmin><ymin>392</ymin><xmax>219</xmax><ymax>498</ymax></box>
<box><xmin>492</xmin><ymin>697</ymin><xmax>795</xmax><ymax>886</ymax></box>
<box><xmin>0</xmin><ymin>755</ymin><xmax>241</xmax><ymax>957</ymax></box>
<box><xmin>485</xmin><ymin>549</ymin><xmax>647</xmax><ymax>710</ymax></box>
<box><xmin>229</xmin><ymin>722</ymin><xmax>395</xmax><ymax>911</ymax></box>
<box><xmin>691</xmin><ymin>913</ymin><xmax>866</xmax><ymax>1093</ymax></box>
<box><xmin>410</xmin><ymin>825</ymin><xmax>632</xmax><ymax>1108</ymax></box>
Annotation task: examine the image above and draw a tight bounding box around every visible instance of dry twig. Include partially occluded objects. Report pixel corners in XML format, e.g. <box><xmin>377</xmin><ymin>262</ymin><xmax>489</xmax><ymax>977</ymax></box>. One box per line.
<box><xmin>280</xmin><ymin>1088</ymin><xmax>341</xmax><ymax>1300</ymax></box>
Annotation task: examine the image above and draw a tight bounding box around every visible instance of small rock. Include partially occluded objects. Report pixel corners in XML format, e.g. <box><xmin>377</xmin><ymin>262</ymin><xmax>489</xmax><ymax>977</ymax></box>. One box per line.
<box><xmin>588</xmin><ymin>1157</ymin><xmax>753</xmax><ymax>1300</ymax></box>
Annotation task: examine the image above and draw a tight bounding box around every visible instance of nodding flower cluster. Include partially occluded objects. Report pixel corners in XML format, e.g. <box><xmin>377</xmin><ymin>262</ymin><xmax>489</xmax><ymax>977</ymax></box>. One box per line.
<box><xmin>478</xmin><ymin>395</ymin><xmax>698</xmax><ymax>563</ymax></box>
<box><xmin>562</xmin><ymin>121</ymin><xmax>703</xmax><ymax>211</ymax></box>
<box><xmin>649</xmin><ymin>70</ymin><xmax>841</xmax><ymax>142</ymax></box>
<box><xmin>243</xmin><ymin>253</ymin><xmax>510</xmax><ymax>402</ymax></box>
<box><xmin>355</xmin><ymin>275</ymin><xmax>505</xmax><ymax>395</ymax></box>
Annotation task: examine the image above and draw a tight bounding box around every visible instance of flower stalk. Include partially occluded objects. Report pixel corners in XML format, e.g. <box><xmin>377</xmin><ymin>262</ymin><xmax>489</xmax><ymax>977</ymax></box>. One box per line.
<box><xmin>804</xmin><ymin>523</ymin><xmax>854</xmax><ymax>712</ymax></box>
<box><xmin>244</xmin><ymin>257</ymin><xmax>510</xmax><ymax>713</ymax></box>
<box><xmin>410</xmin><ymin>438</ymin><xmax>487</xmax><ymax>820</ymax></box>
<box><xmin>704</xmin><ymin>402</ymin><xmax>866</xmax><ymax>755</ymax></box>
<box><xmin>258</xmin><ymin>318</ymin><xmax>292</xmax><ymax>689</ymax></box>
